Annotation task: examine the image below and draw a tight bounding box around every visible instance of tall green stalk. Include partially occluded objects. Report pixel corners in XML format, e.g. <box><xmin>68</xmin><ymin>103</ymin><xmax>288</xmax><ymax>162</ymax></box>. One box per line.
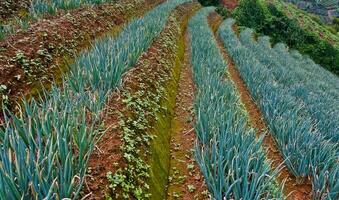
<box><xmin>189</xmin><ymin>7</ymin><xmax>282</xmax><ymax>200</ymax></box>
<box><xmin>218</xmin><ymin>18</ymin><xmax>338</xmax><ymax>199</ymax></box>
<box><xmin>0</xmin><ymin>0</ymin><xmax>190</xmax><ymax>199</ymax></box>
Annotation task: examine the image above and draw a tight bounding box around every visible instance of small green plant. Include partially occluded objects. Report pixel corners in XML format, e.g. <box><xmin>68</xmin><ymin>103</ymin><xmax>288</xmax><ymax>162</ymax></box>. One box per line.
<box><xmin>0</xmin><ymin>84</ymin><xmax>7</xmax><ymax>93</ymax></box>
<box><xmin>187</xmin><ymin>185</ymin><xmax>196</xmax><ymax>193</ymax></box>
<box><xmin>187</xmin><ymin>163</ymin><xmax>194</xmax><ymax>171</ymax></box>
<box><xmin>104</xmin><ymin>1</ymin><xmax>190</xmax><ymax>199</ymax></box>
<box><xmin>14</xmin><ymin>51</ymin><xmax>32</xmax><ymax>76</ymax></box>
<box><xmin>15</xmin><ymin>17</ymin><xmax>30</xmax><ymax>31</ymax></box>
<box><xmin>172</xmin><ymin>192</ymin><xmax>182</xmax><ymax>199</ymax></box>
<box><xmin>0</xmin><ymin>84</ymin><xmax>9</xmax><ymax>106</ymax></box>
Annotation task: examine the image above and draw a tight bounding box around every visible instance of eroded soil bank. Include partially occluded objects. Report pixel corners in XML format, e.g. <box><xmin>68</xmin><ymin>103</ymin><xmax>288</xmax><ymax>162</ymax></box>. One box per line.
<box><xmin>208</xmin><ymin>12</ymin><xmax>312</xmax><ymax>200</ymax></box>
<box><xmin>0</xmin><ymin>0</ymin><xmax>162</xmax><ymax>117</ymax></box>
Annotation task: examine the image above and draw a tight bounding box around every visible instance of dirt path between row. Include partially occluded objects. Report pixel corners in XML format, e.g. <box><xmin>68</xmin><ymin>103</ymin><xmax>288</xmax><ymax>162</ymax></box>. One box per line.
<box><xmin>166</xmin><ymin>31</ymin><xmax>207</xmax><ymax>200</ymax></box>
<box><xmin>83</xmin><ymin>3</ymin><xmax>203</xmax><ymax>199</ymax></box>
<box><xmin>81</xmin><ymin>91</ymin><xmax>125</xmax><ymax>199</ymax></box>
<box><xmin>208</xmin><ymin>12</ymin><xmax>312</xmax><ymax>200</ymax></box>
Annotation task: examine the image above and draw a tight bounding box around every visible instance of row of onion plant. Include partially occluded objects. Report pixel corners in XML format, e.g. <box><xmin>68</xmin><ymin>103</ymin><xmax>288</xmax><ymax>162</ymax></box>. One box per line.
<box><xmin>188</xmin><ymin>7</ymin><xmax>282</xmax><ymax>200</ymax></box>
<box><xmin>218</xmin><ymin>19</ymin><xmax>338</xmax><ymax>199</ymax></box>
<box><xmin>272</xmin><ymin>42</ymin><xmax>339</xmax><ymax>141</ymax></box>
<box><xmin>239</xmin><ymin>29</ymin><xmax>339</xmax><ymax>143</ymax></box>
<box><xmin>30</xmin><ymin>0</ymin><xmax>116</xmax><ymax>17</ymax></box>
<box><xmin>1</xmin><ymin>0</ymin><xmax>116</xmax><ymax>40</ymax></box>
<box><xmin>0</xmin><ymin>0</ymin><xmax>189</xmax><ymax>199</ymax></box>
<box><xmin>0</xmin><ymin>0</ymin><xmax>142</xmax><ymax>40</ymax></box>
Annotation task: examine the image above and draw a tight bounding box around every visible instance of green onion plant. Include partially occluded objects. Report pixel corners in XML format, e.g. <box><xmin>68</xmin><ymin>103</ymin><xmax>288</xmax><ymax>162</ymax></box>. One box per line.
<box><xmin>189</xmin><ymin>8</ymin><xmax>282</xmax><ymax>200</ymax></box>
<box><xmin>29</xmin><ymin>0</ymin><xmax>115</xmax><ymax>16</ymax></box>
<box><xmin>218</xmin><ymin>18</ymin><xmax>338</xmax><ymax>199</ymax></box>
<box><xmin>0</xmin><ymin>0</ymin><xmax>189</xmax><ymax>198</ymax></box>
<box><xmin>239</xmin><ymin>28</ymin><xmax>339</xmax><ymax>143</ymax></box>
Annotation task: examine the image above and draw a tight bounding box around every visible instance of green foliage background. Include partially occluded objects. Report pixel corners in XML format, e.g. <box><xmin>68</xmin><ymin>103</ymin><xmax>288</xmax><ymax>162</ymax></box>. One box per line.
<box><xmin>233</xmin><ymin>0</ymin><xmax>339</xmax><ymax>75</ymax></box>
<box><xmin>198</xmin><ymin>0</ymin><xmax>219</xmax><ymax>6</ymax></box>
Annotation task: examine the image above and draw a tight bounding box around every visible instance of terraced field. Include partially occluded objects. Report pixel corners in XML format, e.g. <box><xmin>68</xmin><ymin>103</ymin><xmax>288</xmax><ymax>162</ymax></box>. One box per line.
<box><xmin>269</xmin><ymin>0</ymin><xmax>339</xmax><ymax>48</ymax></box>
<box><xmin>0</xmin><ymin>0</ymin><xmax>338</xmax><ymax>199</ymax></box>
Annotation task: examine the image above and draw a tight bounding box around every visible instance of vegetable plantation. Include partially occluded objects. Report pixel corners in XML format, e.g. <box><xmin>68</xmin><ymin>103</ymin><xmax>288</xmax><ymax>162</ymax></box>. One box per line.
<box><xmin>0</xmin><ymin>0</ymin><xmax>191</xmax><ymax>198</ymax></box>
<box><xmin>0</xmin><ymin>0</ymin><xmax>338</xmax><ymax>199</ymax></box>
<box><xmin>218</xmin><ymin>18</ymin><xmax>338</xmax><ymax>199</ymax></box>
<box><xmin>30</xmin><ymin>0</ymin><xmax>114</xmax><ymax>16</ymax></box>
<box><xmin>189</xmin><ymin>7</ymin><xmax>282</xmax><ymax>199</ymax></box>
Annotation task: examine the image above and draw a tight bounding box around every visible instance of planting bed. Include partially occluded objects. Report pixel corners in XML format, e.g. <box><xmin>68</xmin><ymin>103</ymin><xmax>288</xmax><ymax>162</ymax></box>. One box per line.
<box><xmin>189</xmin><ymin>7</ymin><xmax>283</xmax><ymax>199</ymax></box>
<box><xmin>218</xmin><ymin>18</ymin><xmax>338</xmax><ymax>199</ymax></box>
<box><xmin>0</xmin><ymin>0</ymin><xmax>162</xmax><ymax>116</ymax></box>
<box><xmin>238</xmin><ymin>29</ymin><xmax>339</xmax><ymax>143</ymax></box>
<box><xmin>208</xmin><ymin>12</ymin><xmax>312</xmax><ymax>200</ymax></box>
<box><xmin>1</xmin><ymin>0</ymin><xmax>124</xmax><ymax>38</ymax></box>
<box><xmin>0</xmin><ymin>0</ymin><xmax>187</xmax><ymax>198</ymax></box>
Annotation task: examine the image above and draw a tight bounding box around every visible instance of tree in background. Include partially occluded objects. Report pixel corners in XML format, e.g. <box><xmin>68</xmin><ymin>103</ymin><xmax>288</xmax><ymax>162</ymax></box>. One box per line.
<box><xmin>333</xmin><ymin>17</ymin><xmax>339</xmax><ymax>32</ymax></box>
<box><xmin>233</xmin><ymin>0</ymin><xmax>339</xmax><ymax>75</ymax></box>
<box><xmin>198</xmin><ymin>0</ymin><xmax>220</xmax><ymax>6</ymax></box>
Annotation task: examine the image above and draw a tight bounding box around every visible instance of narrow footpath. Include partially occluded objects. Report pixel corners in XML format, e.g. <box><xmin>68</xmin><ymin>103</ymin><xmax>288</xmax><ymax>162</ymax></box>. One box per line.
<box><xmin>166</xmin><ymin>31</ymin><xmax>207</xmax><ymax>200</ymax></box>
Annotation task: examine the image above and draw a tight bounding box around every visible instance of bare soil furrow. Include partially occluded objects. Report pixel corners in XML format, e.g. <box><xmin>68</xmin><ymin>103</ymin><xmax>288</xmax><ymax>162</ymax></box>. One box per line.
<box><xmin>166</xmin><ymin>31</ymin><xmax>207</xmax><ymax>200</ymax></box>
<box><xmin>84</xmin><ymin>3</ymin><xmax>201</xmax><ymax>199</ymax></box>
<box><xmin>82</xmin><ymin>92</ymin><xmax>125</xmax><ymax>199</ymax></box>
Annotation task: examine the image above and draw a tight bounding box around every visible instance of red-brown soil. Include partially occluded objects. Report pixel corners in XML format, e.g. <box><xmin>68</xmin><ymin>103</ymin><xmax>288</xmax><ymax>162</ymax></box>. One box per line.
<box><xmin>221</xmin><ymin>0</ymin><xmax>238</xmax><ymax>10</ymax></box>
<box><xmin>82</xmin><ymin>92</ymin><xmax>125</xmax><ymax>199</ymax></box>
<box><xmin>84</xmin><ymin>3</ymin><xmax>202</xmax><ymax>199</ymax></box>
<box><xmin>209</xmin><ymin>12</ymin><xmax>312</xmax><ymax>200</ymax></box>
<box><xmin>0</xmin><ymin>0</ymin><xmax>163</xmax><ymax>118</ymax></box>
<box><xmin>0</xmin><ymin>0</ymin><xmax>29</xmax><ymax>22</ymax></box>
<box><xmin>166</xmin><ymin>31</ymin><xmax>207</xmax><ymax>200</ymax></box>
